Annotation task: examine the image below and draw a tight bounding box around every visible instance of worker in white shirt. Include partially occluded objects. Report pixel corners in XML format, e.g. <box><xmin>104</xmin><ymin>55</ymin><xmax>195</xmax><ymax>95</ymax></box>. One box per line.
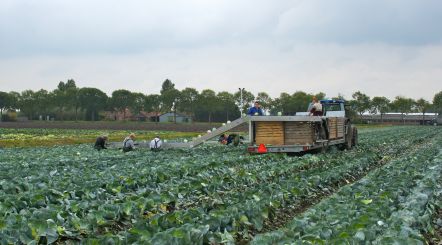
<box><xmin>309</xmin><ymin>97</ymin><xmax>323</xmax><ymax>116</ymax></box>
<box><xmin>150</xmin><ymin>135</ymin><xmax>162</xmax><ymax>151</ymax></box>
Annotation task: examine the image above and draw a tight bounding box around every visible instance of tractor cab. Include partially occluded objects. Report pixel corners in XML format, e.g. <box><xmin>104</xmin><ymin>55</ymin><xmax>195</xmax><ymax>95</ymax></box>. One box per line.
<box><xmin>320</xmin><ymin>99</ymin><xmax>346</xmax><ymax>117</ymax></box>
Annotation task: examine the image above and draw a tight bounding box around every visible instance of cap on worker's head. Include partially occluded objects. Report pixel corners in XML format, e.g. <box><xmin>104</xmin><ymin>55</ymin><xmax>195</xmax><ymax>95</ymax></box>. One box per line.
<box><xmin>254</xmin><ymin>101</ymin><xmax>260</xmax><ymax>104</ymax></box>
<box><xmin>129</xmin><ymin>133</ymin><xmax>136</xmax><ymax>138</ymax></box>
<box><xmin>155</xmin><ymin>135</ymin><xmax>160</xmax><ymax>138</ymax></box>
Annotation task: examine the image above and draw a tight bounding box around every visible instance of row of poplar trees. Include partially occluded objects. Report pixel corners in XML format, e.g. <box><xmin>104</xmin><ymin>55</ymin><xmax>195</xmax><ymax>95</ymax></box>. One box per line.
<box><xmin>0</xmin><ymin>79</ymin><xmax>441</xmax><ymax>122</ymax></box>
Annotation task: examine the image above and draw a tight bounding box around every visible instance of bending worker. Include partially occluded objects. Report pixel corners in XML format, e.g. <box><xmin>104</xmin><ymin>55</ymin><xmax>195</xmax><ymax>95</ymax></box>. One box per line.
<box><xmin>123</xmin><ymin>133</ymin><xmax>136</xmax><ymax>152</ymax></box>
<box><xmin>94</xmin><ymin>135</ymin><xmax>108</xmax><ymax>150</ymax></box>
<box><xmin>150</xmin><ymin>135</ymin><xmax>162</xmax><ymax>151</ymax></box>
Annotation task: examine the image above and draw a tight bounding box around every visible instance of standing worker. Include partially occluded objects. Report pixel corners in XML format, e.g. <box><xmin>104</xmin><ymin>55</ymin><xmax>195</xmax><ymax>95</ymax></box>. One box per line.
<box><xmin>94</xmin><ymin>135</ymin><xmax>108</xmax><ymax>150</ymax></box>
<box><xmin>309</xmin><ymin>97</ymin><xmax>323</xmax><ymax>116</ymax></box>
<box><xmin>149</xmin><ymin>135</ymin><xmax>162</xmax><ymax>151</ymax></box>
<box><xmin>123</xmin><ymin>133</ymin><xmax>136</xmax><ymax>152</ymax></box>
<box><xmin>247</xmin><ymin>101</ymin><xmax>264</xmax><ymax>116</ymax></box>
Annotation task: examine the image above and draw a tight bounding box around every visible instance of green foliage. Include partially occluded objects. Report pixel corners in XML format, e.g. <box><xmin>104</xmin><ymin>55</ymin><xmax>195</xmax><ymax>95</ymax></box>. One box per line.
<box><xmin>110</xmin><ymin>89</ymin><xmax>136</xmax><ymax>119</ymax></box>
<box><xmin>0</xmin><ymin>91</ymin><xmax>12</xmax><ymax>121</ymax></box>
<box><xmin>234</xmin><ymin>89</ymin><xmax>255</xmax><ymax>114</ymax></box>
<box><xmin>433</xmin><ymin>91</ymin><xmax>442</xmax><ymax>114</ymax></box>
<box><xmin>179</xmin><ymin>88</ymin><xmax>199</xmax><ymax>120</ymax></box>
<box><xmin>370</xmin><ymin>96</ymin><xmax>390</xmax><ymax>114</ymax></box>
<box><xmin>52</xmin><ymin>80</ymin><xmax>78</xmax><ymax>120</ymax></box>
<box><xmin>256</xmin><ymin>92</ymin><xmax>272</xmax><ymax>112</ymax></box>
<box><xmin>269</xmin><ymin>91</ymin><xmax>322</xmax><ymax>115</ymax></box>
<box><xmin>160</xmin><ymin>79</ymin><xmax>180</xmax><ymax>114</ymax></box>
<box><xmin>78</xmin><ymin>87</ymin><xmax>108</xmax><ymax>121</ymax></box>
<box><xmin>0</xmin><ymin>128</ymin><xmax>199</xmax><ymax>148</ymax></box>
<box><xmin>0</xmin><ymin>127</ymin><xmax>441</xmax><ymax>244</ymax></box>
<box><xmin>253</xmin><ymin>127</ymin><xmax>442</xmax><ymax>244</ymax></box>
<box><xmin>4</xmin><ymin>81</ymin><xmax>440</xmax><ymax>122</ymax></box>
<box><xmin>351</xmin><ymin>91</ymin><xmax>371</xmax><ymax>116</ymax></box>
<box><xmin>391</xmin><ymin>96</ymin><xmax>415</xmax><ymax>115</ymax></box>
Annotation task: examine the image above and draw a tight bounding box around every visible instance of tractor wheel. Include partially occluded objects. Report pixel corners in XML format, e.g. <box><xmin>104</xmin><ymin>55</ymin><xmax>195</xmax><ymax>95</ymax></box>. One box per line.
<box><xmin>352</xmin><ymin>127</ymin><xmax>358</xmax><ymax>147</ymax></box>
<box><xmin>345</xmin><ymin>125</ymin><xmax>353</xmax><ymax>150</ymax></box>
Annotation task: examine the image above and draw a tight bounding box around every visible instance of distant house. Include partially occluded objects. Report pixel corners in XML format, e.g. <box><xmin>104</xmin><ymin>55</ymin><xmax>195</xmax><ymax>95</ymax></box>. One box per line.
<box><xmin>134</xmin><ymin>112</ymin><xmax>160</xmax><ymax>122</ymax></box>
<box><xmin>104</xmin><ymin>109</ymin><xmax>133</xmax><ymax>121</ymax></box>
<box><xmin>159</xmin><ymin>112</ymin><xmax>192</xmax><ymax>123</ymax></box>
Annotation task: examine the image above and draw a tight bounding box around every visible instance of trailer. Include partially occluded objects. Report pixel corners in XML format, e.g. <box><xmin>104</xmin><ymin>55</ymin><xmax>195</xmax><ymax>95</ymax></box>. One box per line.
<box><xmin>247</xmin><ymin>100</ymin><xmax>357</xmax><ymax>153</ymax></box>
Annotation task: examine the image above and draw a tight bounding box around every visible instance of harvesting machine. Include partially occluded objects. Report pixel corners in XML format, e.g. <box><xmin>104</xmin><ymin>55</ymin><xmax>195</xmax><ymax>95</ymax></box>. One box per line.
<box><xmin>162</xmin><ymin>99</ymin><xmax>358</xmax><ymax>154</ymax></box>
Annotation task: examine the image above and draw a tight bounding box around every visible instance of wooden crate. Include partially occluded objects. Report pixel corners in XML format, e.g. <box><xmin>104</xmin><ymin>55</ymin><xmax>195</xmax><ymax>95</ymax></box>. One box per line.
<box><xmin>328</xmin><ymin>117</ymin><xmax>345</xmax><ymax>139</ymax></box>
<box><xmin>284</xmin><ymin>122</ymin><xmax>314</xmax><ymax>145</ymax></box>
<box><xmin>255</xmin><ymin>122</ymin><xmax>284</xmax><ymax>145</ymax></box>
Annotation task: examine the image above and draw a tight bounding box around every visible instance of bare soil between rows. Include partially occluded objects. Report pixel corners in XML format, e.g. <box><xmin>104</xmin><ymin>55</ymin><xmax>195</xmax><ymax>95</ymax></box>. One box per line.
<box><xmin>0</xmin><ymin>121</ymin><xmax>248</xmax><ymax>132</ymax></box>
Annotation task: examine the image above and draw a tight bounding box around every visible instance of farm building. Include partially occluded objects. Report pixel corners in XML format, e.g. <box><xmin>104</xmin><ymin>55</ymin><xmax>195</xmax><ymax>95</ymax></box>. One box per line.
<box><xmin>360</xmin><ymin>113</ymin><xmax>438</xmax><ymax>125</ymax></box>
<box><xmin>159</xmin><ymin>112</ymin><xmax>192</xmax><ymax>123</ymax></box>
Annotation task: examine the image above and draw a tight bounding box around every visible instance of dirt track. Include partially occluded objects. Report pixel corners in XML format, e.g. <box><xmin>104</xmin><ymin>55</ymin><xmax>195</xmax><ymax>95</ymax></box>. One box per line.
<box><xmin>0</xmin><ymin>121</ymin><xmax>248</xmax><ymax>132</ymax></box>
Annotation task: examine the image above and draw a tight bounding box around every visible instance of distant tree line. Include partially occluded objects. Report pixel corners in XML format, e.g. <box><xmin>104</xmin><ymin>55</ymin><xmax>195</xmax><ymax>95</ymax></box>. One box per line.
<box><xmin>0</xmin><ymin>79</ymin><xmax>441</xmax><ymax>122</ymax></box>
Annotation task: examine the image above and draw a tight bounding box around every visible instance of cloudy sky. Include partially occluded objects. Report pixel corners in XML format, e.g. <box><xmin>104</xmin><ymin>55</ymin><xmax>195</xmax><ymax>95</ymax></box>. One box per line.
<box><xmin>0</xmin><ymin>0</ymin><xmax>441</xmax><ymax>101</ymax></box>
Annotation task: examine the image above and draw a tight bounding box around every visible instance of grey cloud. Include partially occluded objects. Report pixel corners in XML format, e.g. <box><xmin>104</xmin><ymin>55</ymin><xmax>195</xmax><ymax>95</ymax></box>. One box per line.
<box><xmin>0</xmin><ymin>0</ymin><xmax>288</xmax><ymax>57</ymax></box>
<box><xmin>274</xmin><ymin>0</ymin><xmax>442</xmax><ymax>45</ymax></box>
<box><xmin>0</xmin><ymin>0</ymin><xmax>441</xmax><ymax>101</ymax></box>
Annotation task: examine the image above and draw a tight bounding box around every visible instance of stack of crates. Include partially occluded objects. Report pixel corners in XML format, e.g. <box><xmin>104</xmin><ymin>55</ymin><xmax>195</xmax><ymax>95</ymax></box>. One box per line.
<box><xmin>328</xmin><ymin>117</ymin><xmax>345</xmax><ymax>139</ymax></box>
<box><xmin>254</xmin><ymin>121</ymin><xmax>315</xmax><ymax>146</ymax></box>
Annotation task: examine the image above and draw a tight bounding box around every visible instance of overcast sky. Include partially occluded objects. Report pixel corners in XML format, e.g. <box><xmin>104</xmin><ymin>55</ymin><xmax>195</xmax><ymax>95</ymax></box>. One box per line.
<box><xmin>0</xmin><ymin>0</ymin><xmax>441</xmax><ymax>101</ymax></box>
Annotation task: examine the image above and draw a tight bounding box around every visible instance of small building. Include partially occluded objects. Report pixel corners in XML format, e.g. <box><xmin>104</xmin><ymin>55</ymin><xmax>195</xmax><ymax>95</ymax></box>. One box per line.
<box><xmin>134</xmin><ymin>112</ymin><xmax>160</xmax><ymax>122</ymax></box>
<box><xmin>360</xmin><ymin>113</ymin><xmax>437</xmax><ymax>125</ymax></box>
<box><xmin>159</xmin><ymin>112</ymin><xmax>192</xmax><ymax>123</ymax></box>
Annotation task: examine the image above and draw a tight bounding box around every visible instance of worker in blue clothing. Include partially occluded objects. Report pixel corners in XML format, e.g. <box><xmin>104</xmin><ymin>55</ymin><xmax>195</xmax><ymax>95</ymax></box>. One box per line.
<box><xmin>247</xmin><ymin>101</ymin><xmax>263</xmax><ymax>116</ymax></box>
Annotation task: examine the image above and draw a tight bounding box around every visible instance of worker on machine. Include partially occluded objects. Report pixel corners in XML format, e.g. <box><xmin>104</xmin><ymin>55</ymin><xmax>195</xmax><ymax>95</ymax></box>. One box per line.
<box><xmin>94</xmin><ymin>135</ymin><xmax>108</xmax><ymax>150</ymax></box>
<box><xmin>247</xmin><ymin>101</ymin><xmax>263</xmax><ymax>116</ymax></box>
<box><xmin>309</xmin><ymin>97</ymin><xmax>323</xmax><ymax>116</ymax></box>
<box><xmin>122</xmin><ymin>133</ymin><xmax>136</xmax><ymax>152</ymax></box>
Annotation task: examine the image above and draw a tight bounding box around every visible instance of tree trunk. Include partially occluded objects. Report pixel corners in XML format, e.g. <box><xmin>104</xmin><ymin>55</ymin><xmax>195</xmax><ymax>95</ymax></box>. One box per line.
<box><xmin>0</xmin><ymin>108</ymin><xmax>3</xmax><ymax>122</ymax></box>
<box><xmin>380</xmin><ymin>113</ymin><xmax>383</xmax><ymax>124</ymax></box>
<box><xmin>91</xmin><ymin>110</ymin><xmax>95</xmax><ymax>121</ymax></box>
<box><xmin>75</xmin><ymin>106</ymin><xmax>78</xmax><ymax>121</ymax></box>
<box><xmin>208</xmin><ymin>112</ymin><xmax>212</xmax><ymax>124</ymax></box>
<box><xmin>59</xmin><ymin>107</ymin><xmax>64</xmax><ymax>121</ymax></box>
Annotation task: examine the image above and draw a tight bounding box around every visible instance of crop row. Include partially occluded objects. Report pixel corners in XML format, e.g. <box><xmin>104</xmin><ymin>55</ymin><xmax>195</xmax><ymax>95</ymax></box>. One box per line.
<box><xmin>252</xmin><ymin>131</ymin><xmax>442</xmax><ymax>244</ymax></box>
<box><xmin>128</xmin><ymin>127</ymin><xmax>436</xmax><ymax>244</ymax></box>
<box><xmin>0</xmin><ymin>128</ymin><xmax>197</xmax><ymax>147</ymax></box>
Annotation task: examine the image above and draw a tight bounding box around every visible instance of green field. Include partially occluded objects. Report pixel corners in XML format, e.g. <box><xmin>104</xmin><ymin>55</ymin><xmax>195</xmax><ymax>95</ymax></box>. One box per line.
<box><xmin>0</xmin><ymin>128</ymin><xmax>199</xmax><ymax>148</ymax></box>
<box><xmin>0</xmin><ymin>126</ymin><xmax>441</xmax><ymax>244</ymax></box>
